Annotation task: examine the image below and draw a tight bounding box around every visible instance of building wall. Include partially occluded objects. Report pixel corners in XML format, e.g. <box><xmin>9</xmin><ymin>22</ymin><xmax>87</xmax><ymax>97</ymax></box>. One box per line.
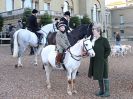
<box><xmin>111</xmin><ymin>6</ymin><xmax>133</xmax><ymax>38</ymax></box>
<box><xmin>50</xmin><ymin>0</ymin><xmax>64</xmax><ymax>12</ymax></box>
<box><xmin>0</xmin><ymin>0</ymin><xmax>106</xmax><ymax>36</ymax></box>
<box><xmin>0</xmin><ymin>0</ymin><xmax>6</xmax><ymax>12</ymax></box>
<box><xmin>14</xmin><ymin>0</ymin><xmax>21</xmax><ymax>9</ymax></box>
<box><xmin>38</xmin><ymin>0</ymin><xmax>44</xmax><ymax>11</ymax></box>
<box><xmin>79</xmin><ymin>0</ymin><xmax>86</xmax><ymax>15</ymax></box>
<box><xmin>0</xmin><ymin>0</ymin><xmax>105</xmax><ymax>17</ymax></box>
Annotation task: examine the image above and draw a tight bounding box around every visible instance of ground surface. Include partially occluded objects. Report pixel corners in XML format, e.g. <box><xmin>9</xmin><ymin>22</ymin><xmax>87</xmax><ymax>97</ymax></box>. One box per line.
<box><xmin>0</xmin><ymin>41</ymin><xmax>133</xmax><ymax>99</ymax></box>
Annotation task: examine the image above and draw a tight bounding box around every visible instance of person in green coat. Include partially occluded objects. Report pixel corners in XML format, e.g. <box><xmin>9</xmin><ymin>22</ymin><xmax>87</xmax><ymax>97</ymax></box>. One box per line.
<box><xmin>88</xmin><ymin>23</ymin><xmax>111</xmax><ymax>97</ymax></box>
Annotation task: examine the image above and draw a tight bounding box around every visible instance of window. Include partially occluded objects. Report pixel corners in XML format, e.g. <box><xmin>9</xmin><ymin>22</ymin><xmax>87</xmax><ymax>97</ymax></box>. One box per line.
<box><xmin>44</xmin><ymin>3</ymin><xmax>50</xmax><ymax>11</ymax></box>
<box><xmin>97</xmin><ymin>10</ymin><xmax>101</xmax><ymax>23</ymax></box>
<box><xmin>106</xmin><ymin>15</ymin><xmax>108</xmax><ymax>25</ymax></box>
<box><xmin>63</xmin><ymin>1</ymin><xmax>69</xmax><ymax>12</ymax></box>
<box><xmin>120</xmin><ymin>15</ymin><xmax>124</xmax><ymax>24</ymax></box>
<box><xmin>6</xmin><ymin>0</ymin><xmax>13</xmax><ymax>11</ymax></box>
<box><xmin>93</xmin><ymin>4</ymin><xmax>97</xmax><ymax>22</ymax></box>
<box><xmin>91</xmin><ymin>9</ymin><xmax>93</xmax><ymax>21</ymax></box>
<box><xmin>24</xmin><ymin>0</ymin><xmax>32</xmax><ymax>8</ymax></box>
<box><xmin>120</xmin><ymin>15</ymin><xmax>124</xmax><ymax>33</ymax></box>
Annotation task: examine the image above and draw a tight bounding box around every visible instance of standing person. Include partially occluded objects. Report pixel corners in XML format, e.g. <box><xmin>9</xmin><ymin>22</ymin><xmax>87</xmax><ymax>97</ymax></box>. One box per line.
<box><xmin>115</xmin><ymin>32</ymin><xmax>121</xmax><ymax>46</ymax></box>
<box><xmin>88</xmin><ymin>23</ymin><xmax>111</xmax><ymax>97</ymax></box>
<box><xmin>56</xmin><ymin>22</ymin><xmax>71</xmax><ymax>68</ymax></box>
<box><xmin>28</xmin><ymin>9</ymin><xmax>42</xmax><ymax>55</ymax></box>
<box><xmin>8</xmin><ymin>24</ymin><xmax>16</xmax><ymax>55</ymax></box>
<box><xmin>60</xmin><ymin>11</ymin><xmax>71</xmax><ymax>33</ymax></box>
<box><xmin>16</xmin><ymin>19</ymin><xmax>23</xmax><ymax>30</ymax></box>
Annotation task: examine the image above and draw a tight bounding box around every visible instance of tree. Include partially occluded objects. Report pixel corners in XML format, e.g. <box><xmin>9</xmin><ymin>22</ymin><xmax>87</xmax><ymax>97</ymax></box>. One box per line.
<box><xmin>69</xmin><ymin>16</ymin><xmax>80</xmax><ymax>29</ymax></box>
<box><xmin>39</xmin><ymin>13</ymin><xmax>52</xmax><ymax>26</ymax></box>
<box><xmin>81</xmin><ymin>15</ymin><xmax>91</xmax><ymax>24</ymax></box>
<box><xmin>22</xmin><ymin>8</ymin><xmax>32</xmax><ymax>27</ymax></box>
<box><xmin>0</xmin><ymin>15</ymin><xmax>3</xmax><ymax>31</ymax></box>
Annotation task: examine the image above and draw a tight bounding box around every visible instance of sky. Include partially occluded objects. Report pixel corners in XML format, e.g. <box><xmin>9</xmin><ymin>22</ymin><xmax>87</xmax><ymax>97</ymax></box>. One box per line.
<box><xmin>105</xmin><ymin>0</ymin><xmax>126</xmax><ymax>5</ymax></box>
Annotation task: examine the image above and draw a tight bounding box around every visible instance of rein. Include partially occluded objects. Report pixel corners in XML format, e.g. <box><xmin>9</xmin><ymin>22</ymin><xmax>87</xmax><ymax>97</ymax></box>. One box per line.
<box><xmin>68</xmin><ymin>49</ymin><xmax>82</xmax><ymax>61</ymax></box>
<box><xmin>83</xmin><ymin>38</ymin><xmax>93</xmax><ymax>52</ymax></box>
<box><xmin>68</xmin><ymin>39</ymin><xmax>93</xmax><ymax>61</ymax></box>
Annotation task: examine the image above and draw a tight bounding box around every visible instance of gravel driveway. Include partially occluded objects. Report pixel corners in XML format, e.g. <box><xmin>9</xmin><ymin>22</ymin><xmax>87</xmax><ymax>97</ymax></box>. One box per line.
<box><xmin>0</xmin><ymin>41</ymin><xmax>133</xmax><ymax>99</ymax></box>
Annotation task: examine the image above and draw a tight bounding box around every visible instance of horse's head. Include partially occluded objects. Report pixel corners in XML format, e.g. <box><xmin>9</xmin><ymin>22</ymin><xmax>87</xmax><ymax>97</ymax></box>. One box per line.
<box><xmin>76</xmin><ymin>23</ymin><xmax>94</xmax><ymax>40</ymax></box>
<box><xmin>86</xmin><ymin>22</ymin><xmax>94</xmax><ymax>40</ymax></box>
<box><xmin>83</xmin><ymin>36</ymin><xmax>95</xmax><ymax>57</ymax></box>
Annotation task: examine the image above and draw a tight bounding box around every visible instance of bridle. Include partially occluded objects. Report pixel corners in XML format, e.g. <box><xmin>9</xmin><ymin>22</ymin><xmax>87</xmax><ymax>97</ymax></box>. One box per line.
<box><xmin>68</xmin><ymin>38</ymin><xmax>93</xmax><ymax>61</ymax></box>
<box><xmin>83</xmin><ymin>38</ymin><xmax>93</xmax><ymax>53</ymax></box>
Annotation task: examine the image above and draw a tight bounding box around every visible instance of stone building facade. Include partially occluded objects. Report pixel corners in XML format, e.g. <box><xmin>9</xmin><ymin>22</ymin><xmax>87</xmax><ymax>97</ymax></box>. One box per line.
<box><xmin>0</xmin><ymin>0</ymin><xmax>109</xmax><ymax>37</ymax></box>
<box><xmin>111</xmin><ymin>6</ymin><xmax>133</xmax><ymax>38</ymax></box>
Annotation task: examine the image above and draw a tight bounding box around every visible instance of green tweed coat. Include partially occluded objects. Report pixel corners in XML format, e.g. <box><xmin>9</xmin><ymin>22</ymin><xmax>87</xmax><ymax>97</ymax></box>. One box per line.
<box><xmin>88</xmin><ymin>37</ymin><xmax>111</xmax><ymax>80</ymax></box>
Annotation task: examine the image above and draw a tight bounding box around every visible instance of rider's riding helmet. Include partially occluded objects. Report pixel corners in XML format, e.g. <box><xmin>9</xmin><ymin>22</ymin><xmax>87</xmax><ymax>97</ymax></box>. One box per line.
<box><xmin>32</xmin><ymin>9</ymin><xmax>38</xmax><ymax>14</ymax></box>
<box><xmin>57</xmin><ymin>21</ymin><xmax>66</xmax><ymax>29</ymax></box>
<box><xmin>64</xmin><ymin>11</ymin><xmax>70</xmax><ymax>17</ymax></box>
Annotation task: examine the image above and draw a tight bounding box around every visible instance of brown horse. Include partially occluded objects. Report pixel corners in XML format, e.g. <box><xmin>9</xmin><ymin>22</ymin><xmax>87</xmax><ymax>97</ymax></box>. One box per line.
<box><xmin>46</xmin><ymin>23</ymin><xmax>94</xmax><ymax>46</ymax></box>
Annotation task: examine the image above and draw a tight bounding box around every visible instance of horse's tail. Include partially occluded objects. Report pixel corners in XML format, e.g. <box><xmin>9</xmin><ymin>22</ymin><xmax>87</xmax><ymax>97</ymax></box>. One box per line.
<box><xmin>13</xmin><ymin>30</ymin><xmax>19</xmax><ymax>57</ymax></box>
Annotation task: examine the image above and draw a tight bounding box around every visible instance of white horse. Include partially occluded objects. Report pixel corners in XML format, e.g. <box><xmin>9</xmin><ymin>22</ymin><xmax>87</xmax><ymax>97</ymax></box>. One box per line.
<box><xmin>13</xmin><ymin>23</ymin><xmax>58</xmax><ymax>68</ymax></box>
<box><xmin>41</xmin><ymin>23</ymin><xmax>58</xmax><ymax>34</ymax></box>
<box><xmin>41</xmin><ymin>36</ymin><xmax>95</xmax><ymax>95</ymax></box>
<box><xmin>13</xmin><ymin>29</ymin><xmax>47</xmax><ymax>67</ymax></box>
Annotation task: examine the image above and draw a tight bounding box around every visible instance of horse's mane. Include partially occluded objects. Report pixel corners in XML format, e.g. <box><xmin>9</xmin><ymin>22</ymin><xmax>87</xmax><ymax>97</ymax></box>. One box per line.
<box><xmin>68</xmin><ymin>23</ymin><xmax>93</xmax><ymax>46</ymax></box>
<box><xmin>46</xmin><ymin>23</ymin><xmax>93</xmax><ymax>46</ymax></box>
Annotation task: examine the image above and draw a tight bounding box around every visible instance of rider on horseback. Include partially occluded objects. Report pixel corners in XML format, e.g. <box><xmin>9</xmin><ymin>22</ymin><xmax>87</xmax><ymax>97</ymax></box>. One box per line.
<box><xmin>56</xmin><ymin>22</ymin><xmax>71</xmax><ymax>68</ymax></box>
<box><xmin>60</xmin><ymin>11</ymin><xmax>71</xmax><ymax>33</ymax></box>
<box><xmin>28</xmin><ymin>9</ymin><xmax>43</xmax><ymax>45</ymax></box>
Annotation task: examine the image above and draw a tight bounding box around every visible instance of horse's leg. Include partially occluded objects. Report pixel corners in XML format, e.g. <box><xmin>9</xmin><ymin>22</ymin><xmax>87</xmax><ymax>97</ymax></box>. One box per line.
<box><xmin>72</xmin><ymin>70</ymin><xmax>78</xmax><ymax>94</ymax></box>
<box><xmin>33</xmin><ymin>47</ymin><xmax>38</xmax><ymax>66</ymax></box>
<box><xmin>10</xmin><ymin>40</ymin><xmax>13</xmax><ymax>55</ymax></box>
<box><xmin>33</xmin><ymin>45</ymin><xmax>44</xmax><ymax>66</ymax></box>
<box><xmin>15</xmin><ymin>54</ymin><xmax>23</xmax><ymax>68</ymax></box>
<box><xmin>34</xmin><ymin>53</ymin><xmax>38</xmax><ymax>66</ymax></box>
<box><xmin>17</xmin><ymin>57</ymin><xmax>23</xmax><ymax>67</ymax></box>
<box><xmin>16</xmin><ymin>45</ymin><xmax>25</xmax><ymax>68</ymax></box>
<box><xmin>67</xmin><ymin>70</ymin><xmax>72</xmax><ymax>95</ymax></box>
<box><xmin>37</xmin><ymin>45</ymin><xmax>44</xmax><ymax>55</ymax></box>
<box><xmin>45</xmin><ymin>63</ymin><xmax>52</xmax><ymax>89</ymax></box>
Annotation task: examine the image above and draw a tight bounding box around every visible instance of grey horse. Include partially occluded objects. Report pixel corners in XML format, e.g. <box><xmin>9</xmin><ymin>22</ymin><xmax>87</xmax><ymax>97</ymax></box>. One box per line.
<box><xmin>13</xmin><ymin>29</ymin><xmax>47</xmax><ymax>67</ymax></box>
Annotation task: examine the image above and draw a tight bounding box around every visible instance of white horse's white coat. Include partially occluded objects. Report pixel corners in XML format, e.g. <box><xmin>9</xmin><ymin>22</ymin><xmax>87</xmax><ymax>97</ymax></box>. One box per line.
<box><xmin>13</xmin><ymin>23</ymin><xmax>57</xmax><ymax>67</ymax></box>
<box><xmin>41</xmin><ymin>23</ymin><xmax>58</xmax><ymax>35</ymax></box>
<box><xmin>41</xmin><ymin>36</ymin><xmax>95</xmax><ymax>95</ymax></box>
<box><xmin>13</xmin><ymin>29</ymin><xmax>44</xmax><ymax>67</ymax></box>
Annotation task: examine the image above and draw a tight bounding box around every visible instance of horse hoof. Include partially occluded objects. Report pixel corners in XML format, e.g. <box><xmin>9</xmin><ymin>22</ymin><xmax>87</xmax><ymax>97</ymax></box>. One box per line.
<box><xmin>47</xmin><ymin>85</ymin><xmax>51</xmax><ymax>89</ymax></box>
<box><xmin>19</xmin><ymin>65</ymin><xmax>23</xmax><ymax>68</ymax></box>
<box><xmin>43</xmin><ymin>66</ymin><xmax>45</xmax><ymax>70</ymax></box>
<box><xmin>34</xmin><ymin>63</ymin><xmax>38</xmax><ymax>66</ymax></box>
<box><xmin>67</xmin><ymin>91</ymin><xmax>72</xmax><ymax>95</ymax></box>
<box><xmin>73</xmin><ymin>90</ymin><xmax>77</xmax><ymax>94</ymax></box>
<box><xmin>15</xmin><ymin>64</ymin><xmax>18</xmax><ymax>68</ymax></box>
<box><xmin>76</xmin><ymin>71</ymin><xmax>79</xmax><ymax>76</ymax></box>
